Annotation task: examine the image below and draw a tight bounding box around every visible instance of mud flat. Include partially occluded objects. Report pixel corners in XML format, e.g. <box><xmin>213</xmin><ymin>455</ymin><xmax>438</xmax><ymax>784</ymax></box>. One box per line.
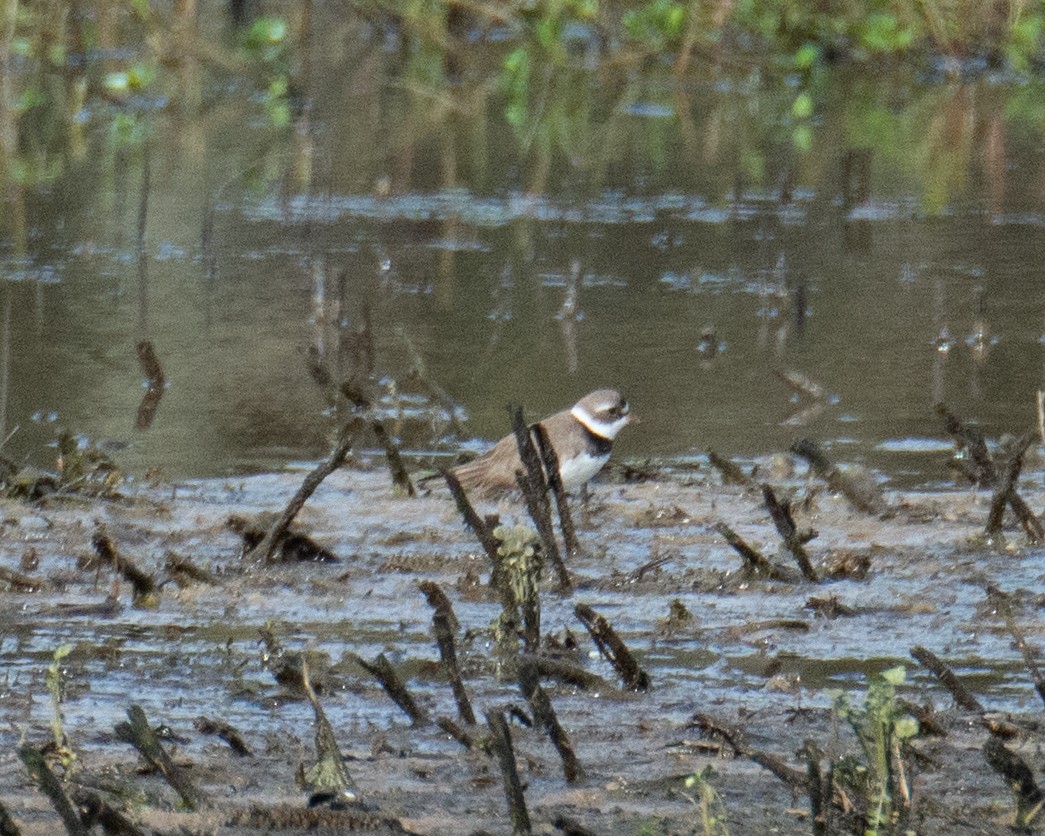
<box><xmin>0</xmin><ymin>461</ymin><xmax>1042</xmax><ymax>834</ymax></box>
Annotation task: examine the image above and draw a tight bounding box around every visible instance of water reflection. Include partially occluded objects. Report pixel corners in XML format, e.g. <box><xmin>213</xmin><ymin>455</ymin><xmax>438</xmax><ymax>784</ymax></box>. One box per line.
<box><xmin>0</xmin><ymin>9</ymin><xmax>1043</xmax><ymax>483</ymax></box>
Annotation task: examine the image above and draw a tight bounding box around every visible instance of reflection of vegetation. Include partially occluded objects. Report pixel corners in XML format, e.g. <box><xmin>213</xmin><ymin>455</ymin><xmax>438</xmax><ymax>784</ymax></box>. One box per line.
<box><xmin>0</xmin><ymin>0</ymin><xmax>1042</xmax><ymax>239</ymax></box>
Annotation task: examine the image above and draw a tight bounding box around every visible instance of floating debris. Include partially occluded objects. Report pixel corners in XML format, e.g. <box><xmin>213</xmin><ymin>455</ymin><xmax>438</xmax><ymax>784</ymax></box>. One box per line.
<box><xmin>790</xmin><ymin>438</ymin><xmax>888</xmax><ymax>516</ymax></box>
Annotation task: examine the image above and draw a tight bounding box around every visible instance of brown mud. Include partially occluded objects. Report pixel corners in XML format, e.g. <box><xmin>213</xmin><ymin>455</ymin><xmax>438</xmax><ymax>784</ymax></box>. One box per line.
<box><xmin>0</xmin><ymin>461</ymin><xmax>1042</xmax><ymax>834</ymax></box>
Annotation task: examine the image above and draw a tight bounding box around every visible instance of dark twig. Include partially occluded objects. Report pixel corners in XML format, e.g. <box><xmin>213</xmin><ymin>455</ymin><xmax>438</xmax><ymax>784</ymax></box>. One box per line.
<box><xmin>114</xmin><ymin>704</ymin><xmax>204</xmax><ymax>810</ymax></box>
<box><xmin>518</xmin><ymin>654</ymin><xmax>613</xmax><ymax>691</ymax></box>
<box><xmin>690</xmin><ymin>713</ymin><xmax>808</xmax><ymax>790</ymax></box>
<box><xmin>532</xmin><ymin>423</ymin><xmax>579</xmax><ymax>558</ymax></box>
<box><xmin>90</xmin><ymin>527</ymin><xmax>157</xmax><ymax>606</ymax></box>
<box><xmin>909</xmin><ymin>646</ymin><xmax>984</xmax><ymax>713</ymax></box>
<box><xmin>18</xmin><ymin>746</ymin><xmax>88</xmax><ymax>836</ymax></box>
<box><xmin>761</xmin><ymin>485</ymin><xmax>819</xmax><ymax>582</ymax></box>
<box><xmin>486</xmin><ymin>711</ymin><xmax>532</xmax><ymax>836</ymax></box>
<box><xmin>419</xmin><ymin>581</ymin><xmax>475</xmax><ymax>725</ymax></box>
<box><xmin>372</xmin><ymin>422</ymin><xmax>416</xmax><ymax>497</ymax></box>
<box><xmin>134</xmin><ymin>340</ymin><xmax>165</xmax><ymax>431</ymax></box>
<box><xmin>247</xmin><ymin>419</ymin><xmax>362</xmax><ymax>563</ymax></box>
<box><xmin>351</xmin><ymin>653</ymin><xmax>429</xmax><ymax>726</ymax></box>
<box><xmin>436</xmin><ymin>716</ymin><xmax>476</xmax><ymax>750</ymax></box>
<box><xmin>935</xmin><ymin>404</ymin><xmax>996</xmax><ymax>487</ymax></box>
<box><xmin>790</xmin><ymin>438</ymin><xmax>887</xmax><ymax>516</ymax></box>
<box><xmin>714</xmin><ymin>521</ymin><xmax>785</xmax><ymax>580</ymax></box>
<box><xmin>517</xmin><ymin>656</ymin><xmax>582</xmax><ymax>782</ymax></box>
<box><xmin>985</xmin><ymin>433</ymin><xmax>1044</xmax><ymax>543</ymax></box>
<box><xmin>511</xmin><ymin>406</ymin><xmax>572</xmax><ymax>594</ymax></box>
<box><xmin>574</xmin><ymin>603</ymin><xmax>649</xmax><ymax>691</ymax></box>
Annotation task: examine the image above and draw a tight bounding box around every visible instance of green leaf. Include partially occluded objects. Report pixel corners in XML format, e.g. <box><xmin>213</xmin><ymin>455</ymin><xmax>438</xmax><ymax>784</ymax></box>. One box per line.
<box><xmin>880</xmin><ymin>665</ymin><xmax>906</xmax><ymax>686</ymax></box>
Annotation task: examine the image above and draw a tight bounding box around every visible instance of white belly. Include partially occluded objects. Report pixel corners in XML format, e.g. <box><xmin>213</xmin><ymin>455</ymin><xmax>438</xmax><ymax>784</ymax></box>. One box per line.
<box><xmin>557</xmin><ymin>451</ymin><xmax>610</xmax><ymax>491</ymax></box>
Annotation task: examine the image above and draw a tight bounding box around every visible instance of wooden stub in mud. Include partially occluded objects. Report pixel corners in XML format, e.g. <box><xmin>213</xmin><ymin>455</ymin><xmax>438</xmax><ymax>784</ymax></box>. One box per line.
<box><xmin>486</xmin><ymin>710</ymin><xmax>532</xmax><ymax>836</ymax></box>
<box><xmin>419</xmin><ymin>581</ymin><xmax>475</xmax><ymax>725</ymax></box>
<box><xmin>246</xmin><ymin>418</ymin><xmax>362</xmax><ymax>563</ymax></box>
<box><xmin>372</xmin><ymin>421</ymin><xmax>416</xmax><ymax>497</ymax></box>
<box><xmin>517</xmin><ymin>656</ymin><xmax>582</xmax><ymax>783</ymax></box>
<box><xmin>985</xmin><ymin>433</ymin><xmax>1044</xmax><ymax>543</ymax></box>
<box><xmin>532</xmin><ymin>422</ymin><xmax>580</xmax><ymax>558</ymax></box>
<box><xmin>18</xmin><ymin>746</ymin><xmax>89</xmax><ymax>836</ymax></box>
<box><xmin>790</xmin><ymin>438</ymin><xmax>888</xmax><ymax>516</ymax></box>
<box><xmin>761</xmin><ymin>485</ymin><xmax>819</xmax><ymax>582</ymax></box>
<box><xmin>910</xmin><ymin>645</ymin><xmax>984</xmax><ymax>713</ymax></box>
<box><xmin>114</xmin><ymin>704</ymin><xmax>205</xmax><ymax>810</ymax></box>
<box><xmin>574</xmin><ymin>603</ymin><xmax>650</xmax><ymax>691</ymax></box>
<box><xmin>351</xmin><ymin>653</ymin><xmax>429</xmax><ymax>727</ymax></box>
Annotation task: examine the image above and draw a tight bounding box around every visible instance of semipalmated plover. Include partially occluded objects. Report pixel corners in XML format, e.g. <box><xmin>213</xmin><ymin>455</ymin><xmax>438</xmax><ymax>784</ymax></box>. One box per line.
<box><xmin>450</xmin><ymin>389</ymin><xmax>633</xmax><ymax>497</ymax></box>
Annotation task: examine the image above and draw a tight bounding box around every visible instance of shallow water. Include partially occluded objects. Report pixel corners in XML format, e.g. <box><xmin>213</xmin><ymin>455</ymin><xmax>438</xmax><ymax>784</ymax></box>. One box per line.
<box><xmin>1</xmin><ymin>10</ymin><xmax>1044</xmax><ymax>484</ymax></box>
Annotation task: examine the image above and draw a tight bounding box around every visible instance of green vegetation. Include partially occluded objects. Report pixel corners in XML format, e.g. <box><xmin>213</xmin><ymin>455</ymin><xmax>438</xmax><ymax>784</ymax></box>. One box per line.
<box><xmin>831</xmin><ymin>665</ymin><xmax>920</xmax><ymax>835</ymax></box>
<box><xmin>45</xmin><ymin>643</ymin><xmax>77</xmax><ymax>771</ymax></box>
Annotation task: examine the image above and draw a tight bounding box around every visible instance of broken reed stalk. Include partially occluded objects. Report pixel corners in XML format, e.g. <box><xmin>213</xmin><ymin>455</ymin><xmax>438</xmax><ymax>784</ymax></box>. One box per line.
<box><xmin>511</xmin><ymin>406</ymin><xmax>572</xmax><ymax>595</ymax></box>
<box><xmin>517</xmin><ymin>657</ymin><xmax>582</xmax><ymax>782</ymax></box>
<box><xmin>761</xmin><ymin>484</ymin><xmax>819</xmax><ymax>582</ymax></box>
<box><xmin>114</xmin><ymin>704</ymin><xmax>205</xmax><ymax>810</ymax></box>
<box><xmin>248</xmin><ymin>418</ymin><xmax>363</xmax><ymax>563</ymax></box>
<box><xmin>790</xmin><ymin>438</ymin><xmax>887</xmax><ymax>516</ymax></box>
<box><xmin>18</xmin><ymin>746</ymin><xmax>89</xmax><ymax>836</ymax></box>
<box><xmin>714</xmin><ymin>521</ymin><xmax>785</xmax><ymax>580</ymax></box>
<box><xmin>372</xmin><ymin>421</ymin><xmax>416</xmax><ymax>497</ymax></box>
<box><xmin>486</xmin><ymin>710</ymin><xmax>532</xmax><ymax>836</ymax></box>
<box><xmin>985</xmin><ymin>585</ymin><xmax>1045</xmax><ymax>709</ymax></box>
<box><xmin>689</xmin><ymin>713</ymin><xmax>808</xmax><ymax>790</ymax></box>
<box><xmin>352</xmin><ymin>653</ymin><xmax>429</xmax><ymax>726</ymax></box>
<box><xmin>90</xmin><ymin>527</ymin><xmax>157</xmax><ymax>606</ymax></box>
<box><xmin>985</xmin><ymin>433</ymin><xmax>1044</xmax><ymax>543</ymax></box>
<box><xmin>301</xmin><ymin>659</ymin><xmax>359</xmax><ymax>803</ymax></box>
<box><xmin>419</xmin><ymin>581</ymin><xmax>476</xmax><ymax>725</ymax></box>
<box><xmin>531</xmin><ymin>422</ymin><xmax>579</xmax><ymax>558</ymax></box>
<box><xmin>983</xmin><ymin>737</ymin><xmax>1045</xmax><ymax>828</ymax></box>
<box><xmin>935</xmin><ymin>404</ymin><xmax>996</xmax><ymax>487</ymax></box>
<box><xmin>909</xmin><ymin>646</ymin><xmax>985</xmax><ymax>713</ymax></box>
<box><xmin>574</xmin><ymin>603</ymin><xmax>650</xmax><ymax>691</ymax></box>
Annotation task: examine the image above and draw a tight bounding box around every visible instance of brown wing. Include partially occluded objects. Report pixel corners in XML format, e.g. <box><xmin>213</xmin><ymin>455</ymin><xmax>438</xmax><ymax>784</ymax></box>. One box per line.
<box><xmin>450</xmin><ymin>433</ymin><xmax>524</xmax><ymax>497</ymax></box>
